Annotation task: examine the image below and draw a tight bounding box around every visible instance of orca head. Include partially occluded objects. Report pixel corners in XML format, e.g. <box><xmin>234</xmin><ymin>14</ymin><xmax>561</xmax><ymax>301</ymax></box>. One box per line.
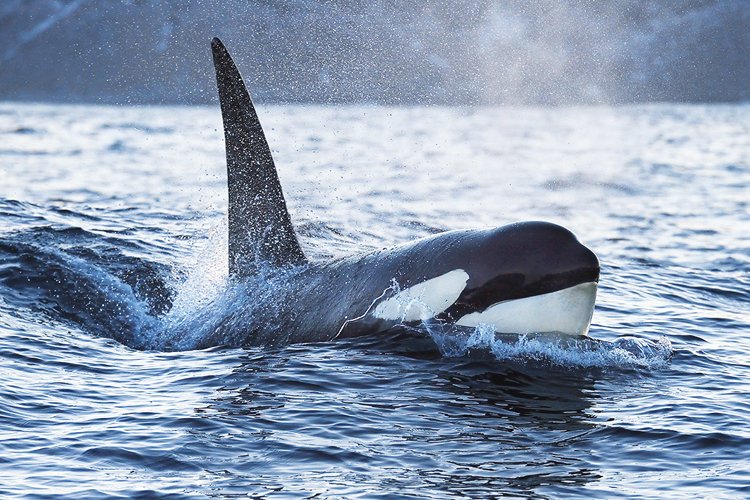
<box><xmin>440</xmin><ymin>221</ymin><xmax>600</xmax><ymax>335</ymax></box>
<box><xmin>367</xmin><ymin>221</ymin><xmax>600</xmax><ymax>336</ymax></box>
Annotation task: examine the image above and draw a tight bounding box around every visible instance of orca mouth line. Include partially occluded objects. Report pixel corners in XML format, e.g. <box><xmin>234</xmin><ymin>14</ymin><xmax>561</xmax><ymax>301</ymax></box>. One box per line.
<box><xmin>453</xmin><ymin>282</ymin><xmax>599</xmax><ymax>336</ymax></box>
<box><xmin>441</xmin><ymin>267</ymin><xmax>600</xmax><ymax>321</ymax></box>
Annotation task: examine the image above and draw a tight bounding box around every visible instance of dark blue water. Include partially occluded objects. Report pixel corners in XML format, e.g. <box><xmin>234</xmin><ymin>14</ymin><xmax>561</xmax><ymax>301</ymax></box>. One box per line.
<box><xmin>0</xmin><ymin>103</ymin><xmax>748</xmax><ymax>498</ymax></box>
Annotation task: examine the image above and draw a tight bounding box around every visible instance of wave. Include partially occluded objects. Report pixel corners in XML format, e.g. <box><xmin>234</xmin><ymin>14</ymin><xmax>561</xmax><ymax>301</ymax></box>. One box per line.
<box><xmin>0</xmin><ymin>212</ymin><xmax>172</xmax><ymax>349</ymax></box>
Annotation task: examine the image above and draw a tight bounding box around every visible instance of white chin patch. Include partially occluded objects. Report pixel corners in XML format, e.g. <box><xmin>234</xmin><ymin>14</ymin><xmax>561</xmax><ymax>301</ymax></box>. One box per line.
<box><xmin>373</xmin><ymin>269</ymin><xmax>469</xmax><ymax>322</ymax></box>
<box><xmin>456</xmin><ymin>282</ymin><xmax>598</xmax><ymax>336</ymax></box>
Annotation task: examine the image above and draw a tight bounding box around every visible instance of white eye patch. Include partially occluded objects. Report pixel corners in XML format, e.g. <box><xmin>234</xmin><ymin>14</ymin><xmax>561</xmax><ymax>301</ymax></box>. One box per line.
<box><xmin>373</xmin><ymin>269</ymin><xmax>469</xmax><ymax>322</ymax></box>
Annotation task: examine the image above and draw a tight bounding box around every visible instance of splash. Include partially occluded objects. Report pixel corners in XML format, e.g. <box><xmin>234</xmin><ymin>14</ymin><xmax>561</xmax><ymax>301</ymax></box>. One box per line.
<box><xmin>155</xmin><ymin>260</ymin><xmax>311</xmax><ymax>351</ymax></box>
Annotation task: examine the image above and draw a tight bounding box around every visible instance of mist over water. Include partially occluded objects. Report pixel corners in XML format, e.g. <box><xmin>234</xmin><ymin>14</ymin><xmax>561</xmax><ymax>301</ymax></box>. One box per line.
<box><xmin>1</xmin><ymin>1</ymin><xmax>748</xmax><ymax>104</ymax></box>
<box><xmin>1</xmin><ymin>101</ymin><xmax>748</xmax><ymax>497</ymax></box>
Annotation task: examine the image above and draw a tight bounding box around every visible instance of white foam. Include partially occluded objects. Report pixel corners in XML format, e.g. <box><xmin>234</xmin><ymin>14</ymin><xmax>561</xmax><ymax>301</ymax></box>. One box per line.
<box><xmin>431</xmin><ymin>323</ymin><xmax>673</xmax><ymax>369</ymax></box>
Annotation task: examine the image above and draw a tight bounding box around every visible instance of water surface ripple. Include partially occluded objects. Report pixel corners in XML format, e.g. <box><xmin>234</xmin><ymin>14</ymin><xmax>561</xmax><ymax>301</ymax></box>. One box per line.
<box><xmin>0</xmin><ymin>103</ymin><xmax>748</xmax><ymax>498</ymax></box>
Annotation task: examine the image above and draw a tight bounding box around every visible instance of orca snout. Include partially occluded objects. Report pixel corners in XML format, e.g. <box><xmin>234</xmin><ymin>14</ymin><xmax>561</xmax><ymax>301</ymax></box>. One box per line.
<box><xmin>455</xmin><ymin>222</ymin><xmax>599</xmax><ymax>306</ymax></box>
<box><xmin>507</xmin><ymin>220</ymin><xmax>599</xmax><ymax>287</ymax></box>
<box><xmin>577</xmin><ymin>242</ymin><xmax>600</xmax><ymax>282</ymax></box>
<box><xmin>559</xmin><ymin>225</ymin><xmax>599</xmax><ymax>284</ymax></box>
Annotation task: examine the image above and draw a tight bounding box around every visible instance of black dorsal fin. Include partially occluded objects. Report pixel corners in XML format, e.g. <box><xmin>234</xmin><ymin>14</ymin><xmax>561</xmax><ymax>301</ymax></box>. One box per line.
<box><xmin>211</xmin><ymin>37</ymin><xmax>306</xmax><ymax>278</ymax></box>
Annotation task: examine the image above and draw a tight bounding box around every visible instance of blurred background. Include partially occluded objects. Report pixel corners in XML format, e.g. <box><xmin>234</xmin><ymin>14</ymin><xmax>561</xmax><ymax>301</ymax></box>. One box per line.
<box><xmin>1</xmin><ymin>0</ymin><xmax>748</xmax><ymax>105</ymax></box>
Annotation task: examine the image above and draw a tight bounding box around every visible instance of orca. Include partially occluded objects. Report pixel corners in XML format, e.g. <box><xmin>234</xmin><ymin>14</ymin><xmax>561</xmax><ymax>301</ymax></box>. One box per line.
<box><xmin>204</xmin><ymin>38</ymin><xmax>599</xmax><ymax>347</ymax></box>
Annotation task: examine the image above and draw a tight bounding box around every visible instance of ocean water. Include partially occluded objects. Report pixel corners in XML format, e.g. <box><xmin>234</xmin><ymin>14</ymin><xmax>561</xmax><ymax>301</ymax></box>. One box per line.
<box><xmin>0</xmin><ymin>102</ymin><xmax>748</xmax><ymax>498</ymax></box>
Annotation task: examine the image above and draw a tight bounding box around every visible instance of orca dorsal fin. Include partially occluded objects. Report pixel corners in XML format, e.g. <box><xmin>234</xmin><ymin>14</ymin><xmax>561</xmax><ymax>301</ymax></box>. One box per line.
<box><xmin>211</xmin><ymin>37</ymin><xmax>306</xmax><ymax>278</ymax></box>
